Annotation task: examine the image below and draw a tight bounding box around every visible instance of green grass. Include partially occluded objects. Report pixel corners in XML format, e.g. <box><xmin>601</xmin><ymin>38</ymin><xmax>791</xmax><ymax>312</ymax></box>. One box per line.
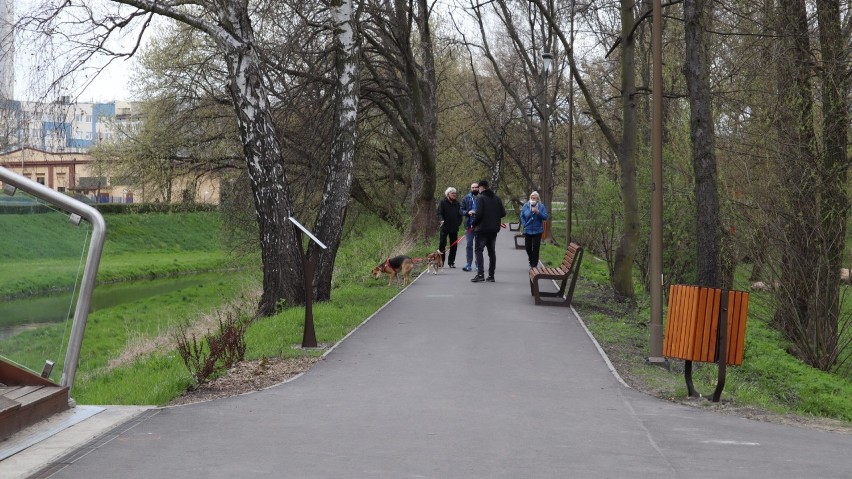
<box><xmin>546</xmin><ymin>240</ymin><xmax>852</xmax><ymax>423</ymax></box>
<box><xmin>0</xmin><ymin>211</ymin><xmax>234</xmax><ymax>298</ymax></box>
<box><xmin>0</xmin><ymin>207</ymin><xmax>423</xmax><ymax>405</ymax></box>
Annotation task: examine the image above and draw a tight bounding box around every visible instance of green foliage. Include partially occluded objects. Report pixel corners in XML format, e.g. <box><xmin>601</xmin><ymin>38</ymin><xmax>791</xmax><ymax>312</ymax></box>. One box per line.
<box><xmin>94</xmin><ymin>203</ymin><xmax>219</xmax><ymax>215</ymax></box>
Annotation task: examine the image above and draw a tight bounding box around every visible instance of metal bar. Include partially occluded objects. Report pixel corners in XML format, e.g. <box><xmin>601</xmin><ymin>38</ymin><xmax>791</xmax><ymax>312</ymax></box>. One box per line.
<box><xmin>711</xmin><ymin>290</ymin><xmax>729</xmax><ymax>402</ymax></box>
<box><xmin>0</xmin><ymin>166</ymin><xmax>106</xmax><ymax>392</ymax></box>
<box><xmin>684</xmin><ymin>360</ymin><xmax>700</xmax><ymax>397</ymax></box>
<box><xmin>301</xmin><ymin>253</ymin><xmax>318</xmax><ymax>348</ymax></box>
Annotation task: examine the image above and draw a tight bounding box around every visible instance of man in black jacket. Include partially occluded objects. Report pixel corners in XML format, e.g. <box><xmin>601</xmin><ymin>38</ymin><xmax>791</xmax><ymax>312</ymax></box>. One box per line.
<box><xmin>470</xmin><ymin>179</ymin><xmax>506</xmax><ymax>282</ymax></box>
<box><xmin>436</xmin><ymin>187</ymin><xmax>463</xmax><ymax>267</ymax></box>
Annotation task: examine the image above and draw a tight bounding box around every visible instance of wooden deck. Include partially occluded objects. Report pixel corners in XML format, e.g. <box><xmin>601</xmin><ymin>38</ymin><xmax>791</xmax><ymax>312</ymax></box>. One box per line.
<box><xmin>0</xmin><ymin>359</ymin><xmax>70</xmax><ymax>441</ymax></box>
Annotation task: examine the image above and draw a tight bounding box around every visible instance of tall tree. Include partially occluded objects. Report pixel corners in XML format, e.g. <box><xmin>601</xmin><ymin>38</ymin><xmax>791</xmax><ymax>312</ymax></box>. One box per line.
<box><xmin>683</xmin><ymin>0</ymin><xmax>721</xmax><ymax>288</ymax></box>
<box><xmin>531</xmin><ymin>0</ymin><xmax>641</xmax><ymax>300</ymax></box>
<box><xmin>310</xmin><ymin>0</ymin><xmax>361</xmax><ymax>300</ymax></box>
<box><xmin>770</xmin><ymin>0</ymin><xmax>850</xmax><ymax>369</ymax></box>
<box><xmin>361</xmin><ymin>0</ymin><xmax>439</xmax><ymax>242</ymax></box>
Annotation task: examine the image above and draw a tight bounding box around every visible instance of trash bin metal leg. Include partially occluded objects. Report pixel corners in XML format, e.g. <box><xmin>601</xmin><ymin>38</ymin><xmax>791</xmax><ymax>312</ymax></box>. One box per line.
<box><xmin>684</xmin><ymin>360</ymin><xmax>700</xmax><ymax>398</ymax></box>
<box><xmin>711</xmin><ymin>291</ymin><xmax>729</xmax><ymax>403</ymax></box>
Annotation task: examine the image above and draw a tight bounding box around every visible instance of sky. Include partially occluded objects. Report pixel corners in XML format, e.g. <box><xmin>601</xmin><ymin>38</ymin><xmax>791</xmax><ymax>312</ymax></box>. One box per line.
<box><xmin>11</xmin><ymin>0</ymin><xmax>149</xmax><ymax>103</ymax></box>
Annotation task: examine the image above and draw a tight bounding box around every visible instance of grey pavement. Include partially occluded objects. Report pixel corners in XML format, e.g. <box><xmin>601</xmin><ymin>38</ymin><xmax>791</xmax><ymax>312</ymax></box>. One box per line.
<box><xmin>5</xmin><ymin>230</ymin><xmax>852</xmax><ymax>478</ymax></box>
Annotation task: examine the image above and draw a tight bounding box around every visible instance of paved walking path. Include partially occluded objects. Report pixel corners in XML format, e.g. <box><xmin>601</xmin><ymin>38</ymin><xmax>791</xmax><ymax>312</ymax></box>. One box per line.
<box><xmin>6</xmin><ymin>231</ymin><xmax>852</xmax><ymax>478</ymax></box>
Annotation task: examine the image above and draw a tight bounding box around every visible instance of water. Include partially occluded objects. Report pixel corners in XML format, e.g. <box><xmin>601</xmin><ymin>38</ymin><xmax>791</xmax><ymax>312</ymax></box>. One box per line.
<box><xmin>0</xmin><ymin>272</ymin><xmax>228</xmax><ymax>340</ymax></box>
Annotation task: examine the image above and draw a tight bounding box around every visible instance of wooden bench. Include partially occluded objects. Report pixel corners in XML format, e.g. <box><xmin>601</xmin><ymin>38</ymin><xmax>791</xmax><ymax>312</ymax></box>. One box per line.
<box><xmin>528</xmin><ymin>242</ymin><xmax>583</xmax><ymax>307</ymax></box>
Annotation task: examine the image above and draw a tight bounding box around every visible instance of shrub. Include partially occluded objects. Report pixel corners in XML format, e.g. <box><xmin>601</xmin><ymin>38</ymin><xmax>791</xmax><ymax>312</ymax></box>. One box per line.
<box><xmin>173</xmin><ymin>308</ymin><xmax>251</xmax><ymax>383</ymax></box>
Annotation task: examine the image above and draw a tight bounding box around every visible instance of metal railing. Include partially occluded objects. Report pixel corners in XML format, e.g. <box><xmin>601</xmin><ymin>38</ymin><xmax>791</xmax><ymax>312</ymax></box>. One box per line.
<box><xmin>0</xmin><ymin>166</ymin><xmax>106</xmax><ymax>391</ymax></box>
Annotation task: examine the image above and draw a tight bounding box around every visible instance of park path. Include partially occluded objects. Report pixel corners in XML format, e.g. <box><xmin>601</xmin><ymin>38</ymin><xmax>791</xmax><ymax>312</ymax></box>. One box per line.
<box><xmin>17</xmin><ymin>230</ymin><xmax>852</xmax><ymax>478</ymax></box>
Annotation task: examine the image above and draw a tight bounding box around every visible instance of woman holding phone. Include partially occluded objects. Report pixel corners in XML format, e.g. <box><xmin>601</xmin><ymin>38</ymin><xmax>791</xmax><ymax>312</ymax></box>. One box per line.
<box><xmin>519</xmin><ymin>191</ymin><xmax>549</xmax><ymax>269</ymax></box>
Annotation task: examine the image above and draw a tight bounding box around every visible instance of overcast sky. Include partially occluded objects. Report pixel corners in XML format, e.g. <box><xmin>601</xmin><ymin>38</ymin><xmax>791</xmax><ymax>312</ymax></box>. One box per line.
<box><xmin>12</xmin><ymin>0</ymin><xmax>149</xmax><ymax>103</ymax></box>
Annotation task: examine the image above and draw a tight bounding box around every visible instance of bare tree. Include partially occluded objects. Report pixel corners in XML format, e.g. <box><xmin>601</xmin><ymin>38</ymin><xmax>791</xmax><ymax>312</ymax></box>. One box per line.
<box><xmin>360</xmin><ymin>0</ymin><xmax>439</xmax><ymax>242</ymax></box>
<box><xmin>20</xmin><ymin>0</ymin><xmax>366</xmax><ymax>315</ymax></box>
<box><xmin>769</xmin><ymin>0</ymin><xmax>851</xmax><ymax>370</ymax></box>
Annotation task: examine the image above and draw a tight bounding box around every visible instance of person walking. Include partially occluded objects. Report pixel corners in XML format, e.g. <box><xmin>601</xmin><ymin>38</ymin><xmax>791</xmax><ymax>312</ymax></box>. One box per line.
<box><xmin>436</xmin><ymin>187</ymin><xmax>463</xmax><ymax>268</ymax></box>
<box><xmin>460</xmin><ymin>182</ymin><xmax>479</xmax><ymax>271</ymax></box>
<box><xmin>519</xmin><ymin>191</ymin><xmax>549</xmax><ymax>269</ymax></box>
<box><xmin>470</xmin><ymin>179</ymin><xmax>506</xmax><ymax>283</ymax></box>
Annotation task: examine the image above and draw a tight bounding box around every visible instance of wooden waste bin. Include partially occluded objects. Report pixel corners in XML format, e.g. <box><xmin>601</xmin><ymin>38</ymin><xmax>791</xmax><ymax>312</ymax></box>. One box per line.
<box><xmin>663</xmin><ymin>285</ymin><xmax>749</xmax><ymax>401</ymax></box>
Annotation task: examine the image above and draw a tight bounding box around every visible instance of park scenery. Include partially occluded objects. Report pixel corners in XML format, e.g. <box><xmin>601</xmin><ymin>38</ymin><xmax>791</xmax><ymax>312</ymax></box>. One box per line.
<box><xmin>1</xmin><ymin>0</ymin><xmax>850</xmax><ymax>431</ymax></box>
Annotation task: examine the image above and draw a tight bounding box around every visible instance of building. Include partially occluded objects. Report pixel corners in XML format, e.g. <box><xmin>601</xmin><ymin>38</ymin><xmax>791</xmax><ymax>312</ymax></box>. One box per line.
<box><xmin>0</xmin><ymin>99</ymin><xmax>142</xmax><ymax>153</ymax></box>
<box><xmin>0</xmin><ymin>146</ymin><xmax>220</xmax><ymax>204</ymax></box>
<box><xmin>0</xmin><ymin>100</ymin><xmax>220</xmax><ymax>204</ymax></box>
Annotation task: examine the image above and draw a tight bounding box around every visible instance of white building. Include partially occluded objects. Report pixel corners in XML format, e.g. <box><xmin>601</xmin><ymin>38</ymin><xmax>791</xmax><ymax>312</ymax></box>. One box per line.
<box><xmin>0</xmin><ymin>99</ymin><xmax>141</xmax><ymax>153</ymax></box>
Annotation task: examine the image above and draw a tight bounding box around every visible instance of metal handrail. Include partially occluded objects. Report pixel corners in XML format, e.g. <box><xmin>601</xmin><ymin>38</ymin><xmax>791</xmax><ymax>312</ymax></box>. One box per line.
<box><xmin>0</xmin><ymin>166</ymin><xmax>106</xmax><ymax>392</ymax></box>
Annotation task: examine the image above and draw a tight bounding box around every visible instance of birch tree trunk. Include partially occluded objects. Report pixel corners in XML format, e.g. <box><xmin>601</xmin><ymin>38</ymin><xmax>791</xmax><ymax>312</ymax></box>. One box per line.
<box><xmin>312</xmin><ymin>0</ymin><xmax>361</xmax><ymax>301</ymax></box>
<box><xmin>102</xmin><ymin>0</ymin><xmax>305</xmax><ymax>315</ymax></box>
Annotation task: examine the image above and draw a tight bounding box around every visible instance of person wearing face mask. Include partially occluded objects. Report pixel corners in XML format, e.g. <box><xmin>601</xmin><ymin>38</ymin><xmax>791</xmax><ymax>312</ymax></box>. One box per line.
<box><xmin>460</xmin><ymin>182</ymin><xmax>479</xmax><ymax>271</ymax></box>
<box><xmin>519</xmin><ymin>191</ymin><xmax>548</xmax><ymax>269</ymax></box>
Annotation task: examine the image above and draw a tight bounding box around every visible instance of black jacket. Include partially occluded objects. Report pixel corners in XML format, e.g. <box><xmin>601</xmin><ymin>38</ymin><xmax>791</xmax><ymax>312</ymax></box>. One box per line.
<box><xmin>471</xmin><ymin>189</ymin><xmax>506</xmax><ymax>234</ymax></box>
<box><xmin>436</xmin><ymin>197</ymin><xmax>463</xmax><ymax>232</ymax></box>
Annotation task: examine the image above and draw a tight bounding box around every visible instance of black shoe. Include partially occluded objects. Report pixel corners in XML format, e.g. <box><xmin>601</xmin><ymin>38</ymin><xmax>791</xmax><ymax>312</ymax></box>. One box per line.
<box><xmin>449</xmin><ymin>264</ymin><xmax>456</xmax><ymax>268</ymax></box>
<box><xmin>471</xmin><ymin>274</ymin><xmax>485</xmax><ymax>283</ymax></box>
<box><xmin>486</xmin><ymin>276</ymin><xmax>495</xmax><ymax>282</ymax></box>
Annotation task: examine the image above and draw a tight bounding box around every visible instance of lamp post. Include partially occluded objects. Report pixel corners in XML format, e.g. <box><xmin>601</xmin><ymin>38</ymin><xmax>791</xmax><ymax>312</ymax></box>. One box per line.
<box><xmin>567</xmin><ymin>2</ymin><xmax>575</xmax><ymax>245</ymax></box>
<box><xmin>541</xmin><ymin>51</ymin><xmax>553</xmax><ymax>242</ymax></box>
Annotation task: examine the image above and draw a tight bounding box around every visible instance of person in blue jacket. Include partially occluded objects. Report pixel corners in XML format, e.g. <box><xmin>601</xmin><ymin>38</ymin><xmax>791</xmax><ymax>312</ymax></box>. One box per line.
<box><xmin>519</xmin><ymin>191</ymin><xmax>549</xmax><ymax>269</ymax></box>
<box><xmin>459</xmin><ymin>182</ymin><xmax>479</xmax><ymax>271</ymax></box>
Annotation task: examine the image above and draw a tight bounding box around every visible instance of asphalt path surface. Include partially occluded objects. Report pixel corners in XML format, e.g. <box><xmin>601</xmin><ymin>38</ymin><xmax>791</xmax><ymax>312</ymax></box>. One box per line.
<box><xmin>35</xmin><ymin>230</ymin><xmax>852</xmax><ymax>478</ymax></box>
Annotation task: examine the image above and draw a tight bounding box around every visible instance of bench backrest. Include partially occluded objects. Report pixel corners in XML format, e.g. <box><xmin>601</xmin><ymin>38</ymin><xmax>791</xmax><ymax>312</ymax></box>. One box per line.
<box><xmin>560</xmin><ymin>243</ymin><xmax>582</xmax><ymax>271</ymax></box>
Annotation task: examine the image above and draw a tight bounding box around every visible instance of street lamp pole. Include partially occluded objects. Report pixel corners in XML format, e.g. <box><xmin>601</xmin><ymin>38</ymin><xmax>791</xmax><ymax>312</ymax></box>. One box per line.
<box><xmin>541</xmin><ymin>51</ymin><xmax>553</xmax><ymax>242</ymax></box>
<box><xmin>566</xmin><ymin>2</ymin><xmax>575</xmax><ymax>245</ymax></box>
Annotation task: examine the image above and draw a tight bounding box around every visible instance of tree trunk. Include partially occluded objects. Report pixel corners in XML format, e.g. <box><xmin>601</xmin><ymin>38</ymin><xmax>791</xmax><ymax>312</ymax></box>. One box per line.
<box><xmin>611</xmin><ymin>0</ymin><xmax>640</xmax><ymax>301</ymax></box>
<box><xmin>405</xmin><ymin>0</ymin><xmax>439</xmax><ymax>243</ymax></box>
<box><xmin>812</xmin><ymin>0</ymin><xmax>848</xmax><ymax>368</ymax></box>
<box><xmin>771</xmin><ymin>0</ymin><xmax>820</xmax><ymax>361</ymax></box>
<box><xmin>683</xmin><ymin>0</ymin><xmax>721</xmax><ymax>288</ymax></box>
<box><xmin>312</xmin><ymin>0</ymin><xmax>361</xmax><ymax>301</ymax></box>
<box><xmin>224</xmin><ymin>25</ymin><xmax>304</xmax><ymax>316</ymax></box>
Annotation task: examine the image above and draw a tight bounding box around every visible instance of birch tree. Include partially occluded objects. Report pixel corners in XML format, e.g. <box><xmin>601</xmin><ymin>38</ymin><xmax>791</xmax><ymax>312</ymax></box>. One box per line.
<box><xmin>22</xmin><ymin>0</ymin><xmax>363</xmax><ymax>313</ymax></box>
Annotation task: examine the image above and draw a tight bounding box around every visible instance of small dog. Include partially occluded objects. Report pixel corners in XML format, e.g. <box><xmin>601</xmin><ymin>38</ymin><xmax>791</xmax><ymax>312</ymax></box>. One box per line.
<box><xmin>371</xmin><ymin>255</ymin><xmax>414</xmax><ymax>286</ymax></box>
<box><xmin>426</xmin><ymin>250</ymin><xmax>443</xmax><ymax>275</ymax></box>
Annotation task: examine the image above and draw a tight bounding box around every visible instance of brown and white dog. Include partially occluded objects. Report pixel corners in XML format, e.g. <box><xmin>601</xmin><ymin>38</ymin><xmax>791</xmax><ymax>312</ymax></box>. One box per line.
<box><xmin>371</xmin><ymin>256</ymin><xmax>414</xmax><ymax>286</ymax></box>
<box><xmin>425</xmin><ymin>250</ymin><xmax>443</xmax><ymax>275</ymax></box>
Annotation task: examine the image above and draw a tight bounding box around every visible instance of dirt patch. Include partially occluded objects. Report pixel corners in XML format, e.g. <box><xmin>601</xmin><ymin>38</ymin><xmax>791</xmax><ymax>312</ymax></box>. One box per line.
<box><xmin>167</xmin><ymin>356</ymin><xmax>322</xmax><ymax>406</ymax></box>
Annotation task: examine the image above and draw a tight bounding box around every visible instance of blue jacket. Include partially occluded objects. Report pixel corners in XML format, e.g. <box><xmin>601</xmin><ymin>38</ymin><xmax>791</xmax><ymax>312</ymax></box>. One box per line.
<box><xmin>460</xmin><ymin>192</ymin><xmax>477</xmax><ymax>228</ymax></box>
<box><xmin>520</xmin><ymin>201</ymin><xmax>549</xmax><ymax>235</ymax></box>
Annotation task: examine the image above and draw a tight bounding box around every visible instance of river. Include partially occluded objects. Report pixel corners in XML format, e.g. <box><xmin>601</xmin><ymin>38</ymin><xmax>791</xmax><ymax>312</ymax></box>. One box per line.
<box><xmin>0</xmin><ymin>272</ymin><xmax>228</xmax><ymax>340</ymax></box>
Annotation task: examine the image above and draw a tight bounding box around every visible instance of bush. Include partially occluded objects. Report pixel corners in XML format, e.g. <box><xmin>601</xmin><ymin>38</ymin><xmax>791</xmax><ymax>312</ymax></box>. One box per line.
<box><xmin>174</xmin><ymin>308</ymin><xmax>251</xmax><ymax>383</ymax></box>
